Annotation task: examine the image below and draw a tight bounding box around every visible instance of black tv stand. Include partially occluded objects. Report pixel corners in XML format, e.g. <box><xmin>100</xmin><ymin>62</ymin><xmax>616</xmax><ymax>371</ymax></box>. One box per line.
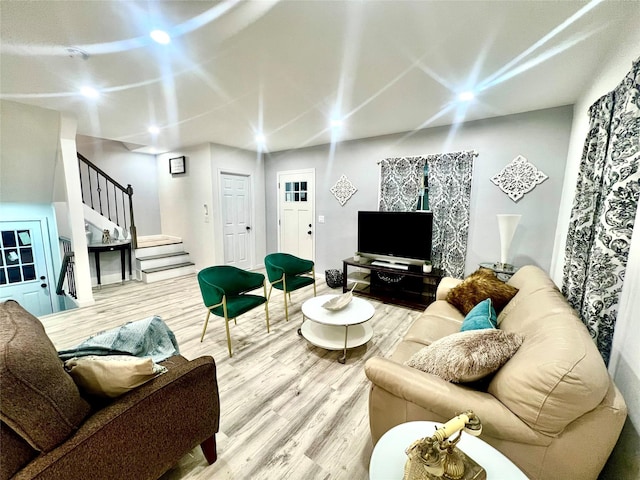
<box><xmin>342</xmin><ymin>257</ymin><xmax>443</xmax><ymax>310</ymax></box>
<box><xmin>370</xmin><ymin>260</ymin><xmax>410</xmax><ymax>271</ymax></box>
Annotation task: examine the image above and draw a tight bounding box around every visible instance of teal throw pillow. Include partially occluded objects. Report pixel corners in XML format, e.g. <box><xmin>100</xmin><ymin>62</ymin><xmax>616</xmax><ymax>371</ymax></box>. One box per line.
<box><xmin>460</xmin><ymin>298</ymin><xmax>497</xmax><ymax>332</ymax></box>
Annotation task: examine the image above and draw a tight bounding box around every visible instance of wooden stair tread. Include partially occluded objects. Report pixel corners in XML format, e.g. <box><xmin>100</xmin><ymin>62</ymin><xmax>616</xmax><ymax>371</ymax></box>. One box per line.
<box><xmin>142</xmin><ymin>262</ymin><xmax>195</xmax><ymax>274</ymax></box>
<box><xmin>137</xmin><ymin>251</ymin><xmax>189</xmax><ymax>261</ymax></box>
<box><xmin>137</xmin><ymin>240</ymin><xmax>183</xmax><ymax>248</ymax></box>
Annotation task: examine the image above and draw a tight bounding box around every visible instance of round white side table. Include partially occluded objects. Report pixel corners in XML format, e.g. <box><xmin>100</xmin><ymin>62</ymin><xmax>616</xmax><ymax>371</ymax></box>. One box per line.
<box><xmin>299</xmin><ymin>294</ymin><xmax>375</xmax><ymax>363</ymax></box>
<box><xmin>369</xmin><ymin>421</ymin><xmax>528</xmax><ymax>479</ymax></box>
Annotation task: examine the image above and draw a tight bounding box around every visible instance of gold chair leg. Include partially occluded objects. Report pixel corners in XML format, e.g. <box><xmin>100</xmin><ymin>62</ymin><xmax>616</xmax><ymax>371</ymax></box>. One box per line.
<box><xmin>200</xmin><ymin>310</ymin><xmax>211</xmax><ymax>342</ymax></box>
<box><xmin>263</xmin><ymin>281</ymin><xmax>270</xmax><ymax>333</ymax></box>
<box><xmin>283</xmin><ymin>276</ymin><xmax>289</xmax><ymax>322</ymax></box>
<box><xmin>312</xmin><ymin>267</ymin><xmax>317</xmax><ymax>297</ymax></box>
<box><xmin>283</xmin><ymin>290</ymin><xmax>289</xmax><ymax>322</ymax></box>
<box><xmin>224</xmin><ymin>317</ymin><xmax>232</xmax><ymax>357</ymax></box>
<box><xmin>223</xmin><ymin>300</ymin><xmax>233</xmax><ymax>357</ymax></box>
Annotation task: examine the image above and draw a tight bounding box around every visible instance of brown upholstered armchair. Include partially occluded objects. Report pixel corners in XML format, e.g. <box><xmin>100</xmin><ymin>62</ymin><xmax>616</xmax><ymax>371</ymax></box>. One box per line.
<box><xmin>0</xmin><ymin>300</ymin><xmax>220</xmax><ymax>480</ymax></box>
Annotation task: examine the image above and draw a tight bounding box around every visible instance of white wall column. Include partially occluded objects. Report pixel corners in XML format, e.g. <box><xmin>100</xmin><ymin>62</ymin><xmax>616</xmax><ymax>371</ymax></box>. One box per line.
<box><xmin>59</xmin><ymin>113</ymin><xmax>94</xmax><ymax>307</ymax></box>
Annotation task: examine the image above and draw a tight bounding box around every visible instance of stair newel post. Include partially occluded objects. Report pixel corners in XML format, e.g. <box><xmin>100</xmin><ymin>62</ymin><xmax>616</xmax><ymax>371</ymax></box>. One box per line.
<box><xmin>127</xmin><ymin>184</ymin><xmax>138</xmax><ymax>250</ymax></box>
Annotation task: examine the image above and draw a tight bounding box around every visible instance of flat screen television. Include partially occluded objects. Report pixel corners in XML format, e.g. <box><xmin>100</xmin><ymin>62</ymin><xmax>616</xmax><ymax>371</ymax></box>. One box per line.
<box><xmin>357</xmin><ymin>211</ymin><xmax>433</xmax><ymax>266</ymax></box>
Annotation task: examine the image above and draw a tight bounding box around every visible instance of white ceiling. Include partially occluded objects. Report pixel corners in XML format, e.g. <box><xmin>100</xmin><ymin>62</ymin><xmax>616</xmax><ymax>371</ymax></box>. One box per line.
<box><xmin>1</xmin><ymin>1</ymin><xmax>637</xmax><ymax>154</ymax></box>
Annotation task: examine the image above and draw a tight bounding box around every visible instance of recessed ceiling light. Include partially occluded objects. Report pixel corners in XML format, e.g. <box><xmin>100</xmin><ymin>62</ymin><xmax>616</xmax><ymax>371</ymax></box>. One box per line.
<box><xmin>255</xmin><ymin>133</ymin><xmax>266</xmax><ymax>144</ymax></box>
<box><xmin>330</xmin><ymin>119</ymin><xmax>344</xmax><ymax>129</ymax></box>
<box><xmin>80</xmin><ymin>86</ymin><xmax>99</xmax><ymax>99</ymax></box>
<box><xmin>148</xmin><ymin>125</ymin><xmax>160</xmax><ymax>134</ymax></box>
<box><xmin>150</xmin><ymin>30</ymin><xmax>171</xmax><ymax>45</ymax></box>
<box><xmin>67</xmin><ymin>47</ymin><xmax>90</xmax><ymax>60</ymax></box>
<box><xmin>458</xmin><ymin>91</ymin><xmax>475</xmax><ymax>102</ymax></box>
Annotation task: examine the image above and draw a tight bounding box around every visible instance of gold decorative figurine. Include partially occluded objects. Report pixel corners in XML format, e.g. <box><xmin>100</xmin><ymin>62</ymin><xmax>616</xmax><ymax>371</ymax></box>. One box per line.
<box><xmin>102</xmin><ymin>229</ymin><xmax>112</xmax><ymax>244</ymax></box>
<box><xmin>403</xmin><ymin>411</ymin><xmax>486</xmax><ymax>480</ymax></box>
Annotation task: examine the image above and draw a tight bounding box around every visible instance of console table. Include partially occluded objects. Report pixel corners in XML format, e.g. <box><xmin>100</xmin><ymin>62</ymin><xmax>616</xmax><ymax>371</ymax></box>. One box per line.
<box><xmin>88</xmin><ymin>241</ymin><xmax>132</xmax><ymax>287</ymax></box>
<box><xmin>342</xmin><ymin>257</ymin><xmax>443</xmax><ymax>310</ymax></box>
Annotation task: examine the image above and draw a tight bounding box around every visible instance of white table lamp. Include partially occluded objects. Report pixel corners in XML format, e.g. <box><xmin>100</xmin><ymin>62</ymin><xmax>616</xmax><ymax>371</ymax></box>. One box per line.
<box><xmin>497</xmin><ymin>214</ymin><xmax>521</xmax><ymax>269</ymax></box>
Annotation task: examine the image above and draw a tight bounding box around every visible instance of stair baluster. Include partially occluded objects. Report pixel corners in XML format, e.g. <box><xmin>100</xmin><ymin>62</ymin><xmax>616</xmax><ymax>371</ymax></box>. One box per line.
<box><xmin>77</xmin><ymin>153</ymin><xmax>138</xmax><ymax>249</ymax></box>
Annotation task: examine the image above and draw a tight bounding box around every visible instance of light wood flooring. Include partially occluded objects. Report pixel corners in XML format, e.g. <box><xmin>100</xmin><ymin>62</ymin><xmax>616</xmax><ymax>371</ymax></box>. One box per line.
<box><xmin>42</xmin><ymin>274</ymin><xmax>421</xmax><ymax>480</ymax></box>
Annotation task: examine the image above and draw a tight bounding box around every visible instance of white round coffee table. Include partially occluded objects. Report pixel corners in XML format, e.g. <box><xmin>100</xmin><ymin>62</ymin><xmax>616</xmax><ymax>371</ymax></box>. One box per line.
<box><xmin>299</xmin><ymin>294</ymin><xmax>375</xmax><ymax>364</ymax></box>
<box><xmin>370</xmin><ymin>421</ymin><xmax>528</xmax><ymax>479</ymax></box>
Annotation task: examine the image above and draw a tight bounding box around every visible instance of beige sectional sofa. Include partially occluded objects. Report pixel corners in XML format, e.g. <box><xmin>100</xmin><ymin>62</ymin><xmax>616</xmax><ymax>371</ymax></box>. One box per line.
<box><xmin>365</xmin><ymin>265</ymin><xmax>627</xmax><ymax>480</ymax></box>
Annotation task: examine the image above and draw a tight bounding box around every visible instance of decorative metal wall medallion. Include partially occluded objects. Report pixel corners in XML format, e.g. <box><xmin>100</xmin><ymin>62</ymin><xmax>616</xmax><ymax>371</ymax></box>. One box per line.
<box><xmin>330</xmin><ymin>174</ymin><xmax>357</xmax><ymax>206</ymax></box>
<box><xmin>491</xmin><ymin>155</ymin><xmax>548</xmax><ymax>202</ymax></box>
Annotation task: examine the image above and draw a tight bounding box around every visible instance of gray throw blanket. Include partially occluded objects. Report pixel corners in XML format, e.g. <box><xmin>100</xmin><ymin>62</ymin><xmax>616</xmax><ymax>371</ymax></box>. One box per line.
<box><xmin>58</xmin><ymin>315</ymin><xmax>180</xmax><ymax>363</ymax></box>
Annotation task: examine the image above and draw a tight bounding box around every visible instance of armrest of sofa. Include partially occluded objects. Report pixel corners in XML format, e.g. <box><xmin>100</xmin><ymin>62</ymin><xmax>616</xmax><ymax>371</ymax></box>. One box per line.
<box><xmin>16</xmin><ymin>356</ymin><xmax>220</xmax><ymax>480</ymax></box>
<box><xmin>365</xmin><ymin>357</ymin><xmax>548</xmax><ymax>446</ymax></box>
<box><xmin>435</xmin><ymin>277</ymin><xmax>462</xmax><ymax>300</ymax></box>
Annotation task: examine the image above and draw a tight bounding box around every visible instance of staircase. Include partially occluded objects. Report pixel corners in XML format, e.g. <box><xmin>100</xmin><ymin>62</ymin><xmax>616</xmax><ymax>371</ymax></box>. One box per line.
<box><xmin>135</xmin><ymin>235</ymin><xmax>196</xmax><ymax>283</ymax></box>
<box><xmin>77</xmin><ymin>152</ymin><xmax>196</xmax><ymax>285</ymax></box>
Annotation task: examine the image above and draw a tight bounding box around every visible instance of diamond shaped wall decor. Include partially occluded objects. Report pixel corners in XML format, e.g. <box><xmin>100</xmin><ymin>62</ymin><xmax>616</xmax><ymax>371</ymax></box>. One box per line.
<box><xmin>330</xmin><ymin>174</ymin><xmax>357</xmax><ymax>206</ymax></box>
<box><xmin>491</xmin><ymin>155</ymin><xmax>548</xmax><ymax>202</ymax></box>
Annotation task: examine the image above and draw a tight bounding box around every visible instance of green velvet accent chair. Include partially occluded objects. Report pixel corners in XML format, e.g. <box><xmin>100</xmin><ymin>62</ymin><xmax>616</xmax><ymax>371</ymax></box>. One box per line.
<box><xmin>264</xmin><ymin>253</ymin><xmax>316</xmax><ymax>322</ymax></box>
<box><xmin>197</xmin><ymin>265</ymin><xmax>269</xmax><ymax>357</ymax></box>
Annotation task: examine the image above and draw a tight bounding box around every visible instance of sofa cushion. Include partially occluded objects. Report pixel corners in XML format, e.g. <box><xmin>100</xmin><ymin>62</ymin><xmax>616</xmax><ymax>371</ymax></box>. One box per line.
<box><xmin>496</xmin><ymin>265</ymin><xmax>555</xmax><ymax>325</ymax></box>
<box><xmin>64</xmin><ymin>355</ymin><xmax>168</xmax><ymax>398</ymax></box>
<box><xmin>0</xmin><ymin>421</ymin><xmax>38</xmax><ymax>480</ymax></box>
<box><xmin>404</xmin><ymin>300</ymin><xmax>463</xmax><ymax>346</ymax></box>
<box><xmin>446</xmin><ymin>268</ymin><xmax>518</xmax><ymax>315</ymax></box>
<box><xmin>490</xmin><ymin>266</ymin><xmax>611</xmax><ymax>436</ymax></box>
<box><xmin>0</xmin><ymin>300</ymin><xmax>90</xmax><ymax>452</ymax></box>
<box><xmin>405</xmin><ymin>329</ymin><xmax>523</xmax><ymax>383</ymax></box>
<box><xmin>460</xmin><ymin>299</ymin><xmax>497</xmax><ymax>331</ymax></box>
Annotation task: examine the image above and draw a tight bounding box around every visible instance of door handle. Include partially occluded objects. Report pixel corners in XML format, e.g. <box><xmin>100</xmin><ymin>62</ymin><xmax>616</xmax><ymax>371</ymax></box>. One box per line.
<box><xmin>307</xmin><ymin>230</ymin><xmax>312</xmax><ymax>235</ymax></box>
<box><xmin>40</xmin><ymin>276</ymin><xmax>46</xmax><ymax>280</ymax></box>
<box><xmin>41</xmin><ymin>283</ymin><xmax>47</xmax><ymax>288</ymax></box>
<box><xmin>246</xmin><ymin>226</ymin><xmax>251</xmax><ymax>231</ymax></box>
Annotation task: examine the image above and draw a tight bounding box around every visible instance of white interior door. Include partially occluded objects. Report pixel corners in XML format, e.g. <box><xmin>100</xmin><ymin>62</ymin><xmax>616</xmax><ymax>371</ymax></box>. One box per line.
<box><xmin>0</xmin><ymin>221</ymin><xmax>53</xmax><ymax>316</ymax></box>
<box><xmin>277</xmin><ymin>169</ymin><xmax>315</xmax><ymax>260</ymax></box>
<box><xmin>221</xmin><ymin>173</ymin><xmax>252</xmax><ymax>270</ymax></box>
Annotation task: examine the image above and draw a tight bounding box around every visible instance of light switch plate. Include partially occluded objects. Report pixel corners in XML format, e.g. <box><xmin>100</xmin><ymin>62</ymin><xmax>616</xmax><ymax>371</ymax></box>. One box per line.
<box><xmin>318</xmin><ymin>215</ymin><xmax>325</xmax><ymax>224</ymax></box>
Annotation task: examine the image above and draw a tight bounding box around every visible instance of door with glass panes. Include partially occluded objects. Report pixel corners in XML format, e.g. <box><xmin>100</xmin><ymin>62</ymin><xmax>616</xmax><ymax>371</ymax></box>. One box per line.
<box><xmin>0</xmin><ymin>221</ymin><xmax>53</xmax><ymax>316</ymax></box>
<box><xmin>277</xmin><ymin>170</ymin><xmax>314</xmax><ymax>261</ymax></box>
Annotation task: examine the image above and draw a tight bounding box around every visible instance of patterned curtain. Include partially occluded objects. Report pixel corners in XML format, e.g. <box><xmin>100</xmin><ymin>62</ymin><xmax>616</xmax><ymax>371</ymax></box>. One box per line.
<box><xmin>562</xmin><ymin>59</ymin><xmax>640</xmax><ymax>365</ymax></box>
<box><xmin>379</xmin><ymin>156</ymin><xmax>426</xmax><ymax>211</ymax></box>
<box><xmin>426</xmin><ymin>151</ymin><xmax>475</xmax><ymax>278</ymax></box>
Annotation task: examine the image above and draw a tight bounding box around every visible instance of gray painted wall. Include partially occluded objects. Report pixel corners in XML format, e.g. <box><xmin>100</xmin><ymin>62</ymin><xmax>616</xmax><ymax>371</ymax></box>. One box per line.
<box><xmin>76</xmin><ymin>135</ymin><xmax>161</xmax><ymax>236</ymax></box>
<box><xmin>265</xmin><ymin>105</ymin><xmax>573</xmax><ymax>277</ymax></box>
<box><xmin>156</xmin><ymin>142</ymin><xmax>266</xmax><ymax>271</ymax></box>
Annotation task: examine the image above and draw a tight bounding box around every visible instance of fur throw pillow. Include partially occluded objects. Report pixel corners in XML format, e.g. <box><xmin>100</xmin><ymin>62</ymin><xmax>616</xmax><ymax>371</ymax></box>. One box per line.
<box><xmin>405</xmin><ymin>329</ymin><xmax>524</xmax><ymax>383</ymax></box>
<box><xmin>446</xmin><ymin>268</ymin><xmax>518</xmax><ymax>315</ymax></box>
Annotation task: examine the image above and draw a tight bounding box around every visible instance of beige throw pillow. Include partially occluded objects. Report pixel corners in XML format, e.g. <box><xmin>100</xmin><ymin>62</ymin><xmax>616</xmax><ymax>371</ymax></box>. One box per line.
<box><xmin>405</xmin><ymin>329</ymin><xmax>524</xmax><ymax>383</ymax></box>
<box><xmin>65</xmin><ymin>355</ymin><xmax>167</xmax><ymax>398</ymax></box>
